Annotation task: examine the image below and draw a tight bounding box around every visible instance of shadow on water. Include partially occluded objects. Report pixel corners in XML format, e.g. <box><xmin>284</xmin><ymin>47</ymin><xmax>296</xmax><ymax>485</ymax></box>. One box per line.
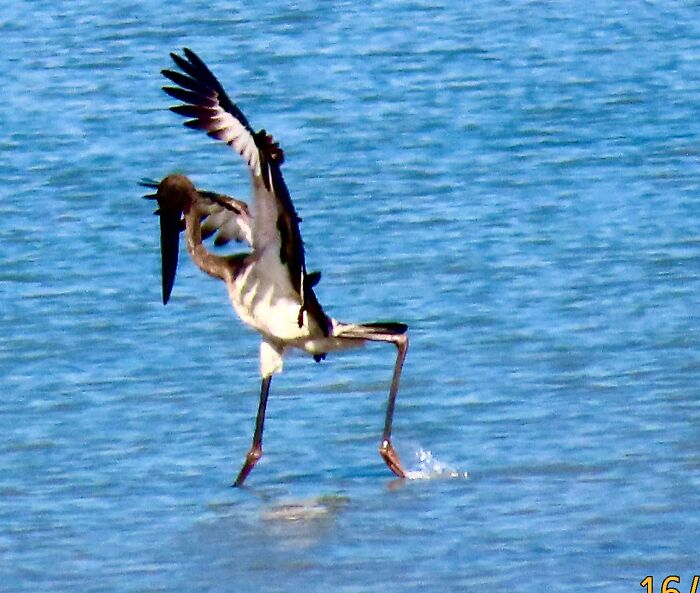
<box><xmin>171</xmin><ymin>487</ymin><xmax>352</xmax><ymax>590</ymax></box>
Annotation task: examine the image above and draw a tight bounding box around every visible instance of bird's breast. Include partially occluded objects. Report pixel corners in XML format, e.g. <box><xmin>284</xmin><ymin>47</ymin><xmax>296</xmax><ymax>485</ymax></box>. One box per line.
<box><xmin>227</xmin><ymin>262</ymin><xmax>315</xmax><ymax>343</ymax></box>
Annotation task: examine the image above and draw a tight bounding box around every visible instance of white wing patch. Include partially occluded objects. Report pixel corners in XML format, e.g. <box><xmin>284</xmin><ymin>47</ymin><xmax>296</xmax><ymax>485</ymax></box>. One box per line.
<box><xmin>198</xmin><ymin>191</ymin><xmax>254</xmax><ymax>247</ymax></box>
<box><xmin>200</xmin><ymin>103</ymin><xmax>261</xmax><ymax>176</ymax></box>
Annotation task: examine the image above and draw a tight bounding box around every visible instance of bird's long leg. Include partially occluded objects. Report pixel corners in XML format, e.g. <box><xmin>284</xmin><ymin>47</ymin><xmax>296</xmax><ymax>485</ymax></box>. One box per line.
<box><xmin>340</xmin><ymin>325</ymin><xmax>410</xmax><ymax>478</ymax></box>
<box><xmin>233</xmin><ymin>375</ymin><xmax>272</xmax><ymax>487</ymax></box>
<box><xmin>377</xmin><ymin>333</ymin><xmax>409</xmax><ymax>478</ymax></box>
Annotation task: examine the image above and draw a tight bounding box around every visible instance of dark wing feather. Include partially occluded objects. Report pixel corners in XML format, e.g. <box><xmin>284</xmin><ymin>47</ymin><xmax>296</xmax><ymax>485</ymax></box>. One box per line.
<box><xmin>171</xmin><ymin>48</ymin><xmax>255</xmax><ymax>131</ymax></box>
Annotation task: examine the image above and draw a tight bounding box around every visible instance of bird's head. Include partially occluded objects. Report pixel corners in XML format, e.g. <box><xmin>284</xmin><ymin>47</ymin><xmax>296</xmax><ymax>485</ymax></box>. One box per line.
<box><xmin>156</xmin><ymin>174</ymin><xmax>197</xmax><ymax>214</ymax></box>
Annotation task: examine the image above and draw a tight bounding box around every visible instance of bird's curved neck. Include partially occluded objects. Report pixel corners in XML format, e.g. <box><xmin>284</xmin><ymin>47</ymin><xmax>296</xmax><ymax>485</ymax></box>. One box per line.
<box><xmin>184</xmin><ymin>207</ymin><xmax>228</xmax><ymax>280</ymax></box>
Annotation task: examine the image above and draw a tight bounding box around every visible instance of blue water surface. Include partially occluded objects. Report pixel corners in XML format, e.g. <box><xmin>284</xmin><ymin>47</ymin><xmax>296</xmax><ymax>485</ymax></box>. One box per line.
<box><xmin>1</xmin><ymin>1</ymin><xmax>699</xmax><ymax>591</ymax></box>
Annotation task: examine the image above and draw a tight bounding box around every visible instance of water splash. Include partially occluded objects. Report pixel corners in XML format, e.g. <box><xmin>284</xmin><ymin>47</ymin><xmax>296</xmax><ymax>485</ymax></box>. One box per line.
<box><xmin>404</xmin><ymin>447</ymin><xmax>468</xmax><ymax>480</ymax></box>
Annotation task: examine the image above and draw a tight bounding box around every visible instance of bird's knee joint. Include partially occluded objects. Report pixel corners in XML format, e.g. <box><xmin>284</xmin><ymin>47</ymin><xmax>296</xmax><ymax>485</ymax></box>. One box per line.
<box><xmin>246</xmin><ymin>446</ymin><xmax>262</xmax><ymax>463</ymax></box>
<box><xmin>396</xmin><ymin>334</ymin><xmax>408</xmax><ymax>348</ymax></box>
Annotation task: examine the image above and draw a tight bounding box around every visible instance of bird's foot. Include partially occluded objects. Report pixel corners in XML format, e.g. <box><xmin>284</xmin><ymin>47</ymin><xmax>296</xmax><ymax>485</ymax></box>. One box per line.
<box><xmin>379</xmin><ymin>439</ymin><xmax>406</xmax><ymax>479</ymax></box>
<box><xmin>233</xmin><ymin>445</ymin><xmax>262</xmax><ymax>487</ymax></box>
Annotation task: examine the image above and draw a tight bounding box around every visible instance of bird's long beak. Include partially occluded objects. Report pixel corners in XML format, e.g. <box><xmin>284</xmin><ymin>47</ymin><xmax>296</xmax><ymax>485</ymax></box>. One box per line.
<box><xmin>140</xmin><ymin>178</ymin><xmax>184</xmax><ymax>305</ymax></box>
<box><xmin>159</xmin><ymin>208</ymin><xmax>181</xmax><ymax>305</ymax></box>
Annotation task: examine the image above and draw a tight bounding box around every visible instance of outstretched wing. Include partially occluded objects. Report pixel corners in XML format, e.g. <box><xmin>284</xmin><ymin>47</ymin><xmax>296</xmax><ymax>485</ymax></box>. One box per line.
<box><xmin>141</xmin><ymin>178</ymin><xmax>253</xmax><ymax>247</ymax></box>
<box><xmin>161</xmin><ymin>48</ymin><xmax>329</xmax><ymax>336</ymax></box>
<box><xmin>162</xmin><ymin>48</ymin><xmax>263</xmax><ymax>177</ymax></box>
<box><xmin>197</xmin><ymin>190</ymin><xmax>253</xmax><ymax>247</ymax></box>
<box><xmin>162</xmin><ymin>49</ymin><xmax>291</xmax><ymax>249</ymax></box>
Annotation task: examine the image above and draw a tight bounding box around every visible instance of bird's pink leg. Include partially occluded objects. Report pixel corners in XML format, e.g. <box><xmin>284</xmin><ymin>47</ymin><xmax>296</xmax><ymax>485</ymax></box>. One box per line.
<box><xmin>233</xmin><ymin>375</ymin><xmax>272</xmax><ymax>487</ymax></box>
<box><xmin>380</xmin><ymin>439</ymin><xmax>406</xmax><ymax>478</ymax></box>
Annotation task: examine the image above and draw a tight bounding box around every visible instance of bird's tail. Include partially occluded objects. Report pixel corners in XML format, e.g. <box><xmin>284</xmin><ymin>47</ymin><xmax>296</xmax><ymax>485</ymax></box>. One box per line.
<box><xmin>333</xmin><ymin>321</ymin><xmax>408</xmax><ymax>340</ymax></box>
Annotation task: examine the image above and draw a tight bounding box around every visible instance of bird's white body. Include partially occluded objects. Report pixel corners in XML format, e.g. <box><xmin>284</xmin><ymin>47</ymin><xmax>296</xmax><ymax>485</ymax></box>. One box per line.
<box><xmin>226</xmin><ymin>249</ymin><xmax>306</xmax><ymax>343</ymax></box>
<box><xmin>224</xmin><ymin>259</ymin><xmax>364</xmax><ymax>375</ymax></box>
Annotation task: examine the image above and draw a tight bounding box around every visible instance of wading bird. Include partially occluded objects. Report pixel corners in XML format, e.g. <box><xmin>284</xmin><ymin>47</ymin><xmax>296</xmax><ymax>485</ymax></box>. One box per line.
<box><xmin>145</xmin><ymin>48</ymin><xmax>409</xmax><ymax>486</ymax></box>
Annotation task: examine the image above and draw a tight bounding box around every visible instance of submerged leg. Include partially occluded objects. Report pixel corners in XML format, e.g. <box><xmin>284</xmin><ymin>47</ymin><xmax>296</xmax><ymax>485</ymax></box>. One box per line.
<box><xmin>378</xmin><ymin>333</ymin><xmax>409</xmax><ymax>478</ymax></box>
<box><xmin>233</xmin><ymin>375</ymin><xmax>272</xmax><ymax>487</ymax></box>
